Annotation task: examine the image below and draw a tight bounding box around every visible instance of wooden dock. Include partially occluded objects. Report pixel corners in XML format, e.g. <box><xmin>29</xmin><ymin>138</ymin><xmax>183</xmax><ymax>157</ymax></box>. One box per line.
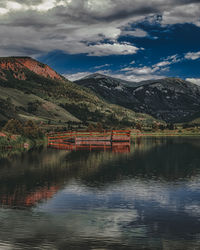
<box><xmin>47</xmin><ymin>130</ymin><xmax>131</xmax><ymax>152</ymax></box>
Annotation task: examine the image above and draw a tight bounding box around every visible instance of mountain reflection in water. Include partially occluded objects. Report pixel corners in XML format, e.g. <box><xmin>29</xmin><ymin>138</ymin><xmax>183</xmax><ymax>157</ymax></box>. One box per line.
<box><xmin>0</xmin><ymin>137</ymin><xmax>200</xmax><ymax>249</ymax></box>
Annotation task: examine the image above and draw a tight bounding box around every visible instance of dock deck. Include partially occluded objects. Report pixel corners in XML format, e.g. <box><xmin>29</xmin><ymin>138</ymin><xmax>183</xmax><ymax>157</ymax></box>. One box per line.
<box><xmin>47</xmin><ymin>130</ymin><xmax>131</xmax><ymax>152</ymax></box>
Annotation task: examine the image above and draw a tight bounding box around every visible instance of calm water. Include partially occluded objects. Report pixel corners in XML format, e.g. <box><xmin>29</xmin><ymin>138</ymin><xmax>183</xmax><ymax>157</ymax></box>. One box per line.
<box><xmin>0</xmin><ymin>137</ymin><xmax>200</xmax><ymax>249</ymax></box>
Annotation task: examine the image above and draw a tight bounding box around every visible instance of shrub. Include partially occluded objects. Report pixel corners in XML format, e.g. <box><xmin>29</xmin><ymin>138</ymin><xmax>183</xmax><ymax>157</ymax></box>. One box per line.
<box><xmin>166</xmin><ymin>123</ymin><xmax>175</xmax><ymax>130</ymax></box>
<box><xmin>3</xmin><ymin>119</ymin><xmax>23</xmax><ymax>134</ymax></box>
<box><xmin>3</xmin><ymin>119</ymin><xmax>43</xmax><ymax>139</ymax></box>
<box><xmin>23</xmin><ymin>120</ymin><xmax>43</xmax><ymax>139</ymax></box>
<box><xmin>87</xmin><ymin>123</ymin><xmax>95</xmax><ymax>131</ymax></box>
<box><xmin>27</xmin><ymin>101</ymin><xmax>39</xmax><ymax>113</ymax></box>
<box><xmin>135</xmin><ymin>122</ymin><xmax>142</xmax><ymax>131</ymax></box>
<box><xmin>96</xmin><ymin>122</ymin><xmax>103</xmax><ymax>131</ymax></box>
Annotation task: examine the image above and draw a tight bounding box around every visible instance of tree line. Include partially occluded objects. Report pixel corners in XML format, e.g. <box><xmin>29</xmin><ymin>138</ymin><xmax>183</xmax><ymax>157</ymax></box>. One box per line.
<box><xmin>2</xmin><ymin>119</ymin><xmax>43</xmax><ymax>139</ymax></box>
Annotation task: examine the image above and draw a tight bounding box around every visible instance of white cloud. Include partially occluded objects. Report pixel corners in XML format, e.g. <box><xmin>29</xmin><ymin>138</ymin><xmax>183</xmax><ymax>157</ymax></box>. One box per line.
<box><xmin>155</xmin><ymin>61</ymin><xmax>171</xmax><ymax>67</ymax></box>
<box><xmin>162</xmin><ymin>3</ymin><xmax>200</xmax><ymax>27</ymax></box>
<box><xmin>87</xmin><ymin>42</ymin><xmax>139</xmax><ymax>56</ymax></box>
<box><xmin>111</xmin><ymin>73</ymin><xmax>165</xmax><ymax>82</ymax></box>
<box><xmin>64</xmin><ymin>72</ymin><xmax>92</xmax><ymax>81</ymax></box>
<box><xmin>96</xmin><ymin>69</ymin><xmax>111</xmax><ymax>75</ymax></box>
<box><xmin>185</xmin><ymin>51</ymin><xmax>200</xmax><ymax>60</ymax></box>
<box><xmin>35</xmin><ymin>0</ymin><xmax>57</xmax><ymax>11</ymax></box>
<box><xmin>65</xmin><ymin>53</ymin><xmax>186</xmax><ymax>83</ymax></box>
<box><xmin>151</xmin><ymin>54</ymin><xmax>181</xmax><ymax>69</ymax></box>
<box><xmin>6</xmin><ymin>1</ymin><xmax>23</xmax><ymax>11</ymax></box>
<box><xmin>1</xmin><ymin>0</ymin><xmax>70</xmax><ymax>13</ymax></box>
<box><xmin>0</xmin><ymin>8</ymin><xmax>8</xmax><ymax>14</ymax></box>
<box><xmin>186</xmin><ymin>78</ymin><xmax>200</xmax><ymax>86</ymax></box>
<box><xmin>64</xmin><ymin>69</ymin><xmax>111</xmax><ymax>81</ymax></box>
<box><xmin>118</xmin><ymin>54</ymin><xmax>182</xmax><ymax>81</ymax></box>
<box><xmin>122</xmin><ymin>28</ymin><xmax>148</xmax><ymax>37</ymax></box>
<box><xmin>121</xmin><ymin>66</ymin><xmax>157</xmax><ymax>75</ymax></box>
<box><xmin>121</xmin><ymin>54</ymin><xmax>180</xmax><ymax>75</ymax></box>
<box><xmin>72</xmin><ymin>26</ymin><xmax>121</xmax><ymax>42</ymax></box>
<box><xmin>65</xmin><ymin>70</ymin><xmax>165</xmax><ymax>83</ymax></box>
<box><xmin>94</xmin><ymin>64</ymin><xmax>111</xmax><ymax>69</ymax></box>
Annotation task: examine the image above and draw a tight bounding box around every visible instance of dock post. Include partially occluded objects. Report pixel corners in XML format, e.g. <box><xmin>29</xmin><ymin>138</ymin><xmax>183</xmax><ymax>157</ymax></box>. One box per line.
<box><xmin>111</xmin><ymin>130</ymin><xmax>113</xmax><ymax>150</ymax></box>
<box><xmin>111</xmin><ymin>130</ymin><xmax>113</xmax><ymax>142</ymax></box>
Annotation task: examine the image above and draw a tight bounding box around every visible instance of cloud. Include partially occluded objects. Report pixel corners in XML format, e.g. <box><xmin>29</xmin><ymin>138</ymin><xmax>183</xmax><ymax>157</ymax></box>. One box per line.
<box><xmin>0</xmin><ymin>8</ymin><xmax>8</xmax><ymax>14</ymax></box>
<box><xmin>87</xmin><ymin>42</ymin><xmax>139</xmax><ymax>56</ymax></box>
<box><xmin>64</xmin><ymin>69</ymin><xmax>111</xmax><ymax>81</ymax></box>
<box><xmin>121</xmin><ymin>28</ymin><xmax>148</xmax><ymax>37</ymax></box>
<box><xmin>155</xmin><ymin>61</ymin><xmax>171</xmax><ymax>67</ymax></box>
<box><xmin>65</xmin><ymin>53</ymin><xmax>188</xmax><ymax>82</ymax></box>
<box><xmin>152</xmin><ymin>54</ymin><xmax>181</xmax><ymax>69</ymax></box>
<box><xmin>94</xmin><ymin>64</ymin><xmax>111</xmax><ymax>69</ymax></box>
<box><xmin>111</xmin><ymin>73</ymin><xmax>165</xmax><ymax>82</ymax></box>
<box><xmin>162</xmin><ymin>3</ymin><xmax>200</xmax><ymax>27</ymax></box>
<box><xmin>186</xmin><ymin>78</ymin><xmax>200</xmax><ymax>86</ymax></box>
<box><xmin>64</xmin><ymin>72</ymin><xmax>92</xmax><ymax>81</ymax></box>
<box><xmin>65</xmin><ymin>69</ymin><xmax>165</xmax><ymax>83</ymax></box>
<box><xmin>1</xmin><ymin>0</ymin><xmax>200</xmax><ymax>57</ymax></box>
<box><xmin>1</xmin><ymin>0</ymin><xmax>72</xmax><ymax>13</ymax></box>
<box><xmin>185</xmin><ymin>51</ymin><xmax>200</xmax><ymax>60</ymax></box>
<box><xmin>120</xmin><ymin>54</ymin><xmax>180</xmax><ymax>77</ymax></box>
<box><xmin>115</xmin><ymin>54</ymin><xmax>183</xmax><ymax>81</ymax></box>
<box><xmin>121</xmin><ymin>66</ymin><xmax>157</xmax><ymax>75</ymax></box>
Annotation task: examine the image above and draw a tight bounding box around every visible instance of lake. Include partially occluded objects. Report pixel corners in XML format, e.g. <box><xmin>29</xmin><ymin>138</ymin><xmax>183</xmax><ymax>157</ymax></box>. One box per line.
<box><xmin>0</xmin><ymin>137</ymin><xmax>200</xmax><ymax>249</ymax></box>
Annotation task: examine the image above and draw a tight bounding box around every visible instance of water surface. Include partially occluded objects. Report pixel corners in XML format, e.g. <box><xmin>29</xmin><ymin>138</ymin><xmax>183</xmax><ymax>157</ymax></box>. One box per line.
<box><xmin>0</xmin><ymin>137</ymin><xmax>200</xmax><ymax>249</ymax></box>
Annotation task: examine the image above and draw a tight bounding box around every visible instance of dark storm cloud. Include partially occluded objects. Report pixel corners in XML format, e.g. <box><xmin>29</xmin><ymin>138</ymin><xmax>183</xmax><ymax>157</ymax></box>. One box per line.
<box><xmin>0</xmin><ymin>12</ymin><xmax>56</xmax><ymax>29</ymax></box>
<box><xmin>0</xmin><ymin>0</ymin><xmax>200</xmax><ymax>56</ymax></box>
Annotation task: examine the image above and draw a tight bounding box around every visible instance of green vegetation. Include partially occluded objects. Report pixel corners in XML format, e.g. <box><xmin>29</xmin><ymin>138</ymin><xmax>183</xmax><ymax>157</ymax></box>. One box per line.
<box><xmin>3</xmin><ymin>119</ymin><xmax>43</xmax><ymax>139</ymax></box>
<box><xmin>0</xmin><ymin>57</ymin><xmax>199</xmax><ymax>155</ymax></box>
<box><xmin>1</xmin><ymin>57</ymin><xmax>200</xmax><ymax>136</ymax></box>
<box><xmin>130</xmin><ymin>122</ymin><xmax>200</xmax><ymax>137</ymax></box>
<box><xmin>0</xmin><ymin>119</ymin><xmax>45</xmax><ymax>150</ymax></box>
<box><xmin>0</xmin><ymin>57</ymin><xmax>159</xmax><ymax>129</ymax></box>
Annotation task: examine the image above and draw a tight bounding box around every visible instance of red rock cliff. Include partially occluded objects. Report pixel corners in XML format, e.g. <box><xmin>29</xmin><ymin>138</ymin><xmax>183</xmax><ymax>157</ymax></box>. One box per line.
<box><xmin>0</xmin><ymin>57</ymin><xmax>63</xmax><ymax>81</ymax></box>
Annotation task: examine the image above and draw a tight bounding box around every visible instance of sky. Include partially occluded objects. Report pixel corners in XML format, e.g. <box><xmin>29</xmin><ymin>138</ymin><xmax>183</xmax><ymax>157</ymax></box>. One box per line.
<box><xmin>1</xmin><ymin>0</ymin><xmax>200</xmax><ymax>84</ymax></box>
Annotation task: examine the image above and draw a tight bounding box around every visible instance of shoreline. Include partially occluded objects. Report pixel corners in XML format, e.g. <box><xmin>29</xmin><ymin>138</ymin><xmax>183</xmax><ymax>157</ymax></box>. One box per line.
<box><xmin>131</xmin><ymin>133</ymin><xmax>200</xmax><ymax>137</ymax></box>
<box><xmin>0</xmin><ymin>131</ymin><xmax>200</xmax><ymax>151</ymax></box>
<box><xmin>0</xmin><ymin>136</ymin><xmax>46</xmax><ymax>151</ymax></box>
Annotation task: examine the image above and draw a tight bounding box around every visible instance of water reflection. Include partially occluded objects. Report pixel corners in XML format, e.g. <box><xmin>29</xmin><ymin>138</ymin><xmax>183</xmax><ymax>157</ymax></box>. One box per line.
<box><xmin>0</xmin><ymin>137</ymin><xmax>200</xmax><ymax>249</ymax></box>
<box><xmin>48</xmin><ymin>141</ymin><xmax>131</xmax><ymax>153</ymax></box>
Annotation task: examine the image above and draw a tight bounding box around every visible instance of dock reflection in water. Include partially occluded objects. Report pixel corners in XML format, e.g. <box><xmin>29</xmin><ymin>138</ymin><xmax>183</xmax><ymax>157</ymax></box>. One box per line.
<box><xmin>0</xmin><ymin>137</ymin><xmax>200</xmax><ymax>249</ymax></box>
<box><xmin>47</xmin><ymin>130</ymin><xmax>131</xmax><ymax>153</ymax></box>
<box><xmin>48</xmin><ymin>141</ymin><xmax>131</xmax><ymax>153</ymax></box>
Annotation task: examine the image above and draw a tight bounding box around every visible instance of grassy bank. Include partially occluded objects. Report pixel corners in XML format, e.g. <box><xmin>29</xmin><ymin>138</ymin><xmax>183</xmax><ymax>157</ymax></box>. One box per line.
<box><xmin>0</xmin><ymin>119</ymin><xmax>46</xmax><ymax>150</ymax></box>
<box><xmin>131</xmin><ymin>129</ymin><xmax>200</xmax><ymax>137</ymax></box>
<box><xmin>1</xmin><ymin>126</ymin><xmax>200</xmax><ymax>152</ymax></box>
<box><xmin>0</xmin><ymin>134</ymin><xmax>46</xmax><ymax>150</ymax></box>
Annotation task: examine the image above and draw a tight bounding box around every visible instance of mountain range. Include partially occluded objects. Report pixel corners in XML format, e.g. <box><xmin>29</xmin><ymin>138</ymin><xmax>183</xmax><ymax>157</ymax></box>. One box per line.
<box><xmin>0</xmin><ymin>57</ymin><xmax>155</xmax><ymax>128</ymax></box>
<box><xmin>75</xmin><ymin>73</ymin><xmax>200</xmax><ymax>123</ymax></box>
<box><xmin>0</xmin><ymin>57</ymin><xmax>199</xmax><ymax>129</ymax></box>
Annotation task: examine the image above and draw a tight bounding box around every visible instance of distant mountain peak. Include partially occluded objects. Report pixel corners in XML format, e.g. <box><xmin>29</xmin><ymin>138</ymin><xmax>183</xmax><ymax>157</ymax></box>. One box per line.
<box><xmin>81</xmin><ymin>73</ymin><xmax>136</xmax><ymax>86</ymax></box>
<box><xmin>83</xmin><ymin>73</ymin><xmax>108</xmax><ymax>80</ymax></box>
<box><xmin>0</xmin><ymin>57</ymin><xmax>63</xmax><ymax>81</ymax></box>
<box><xmin>76</xmin><ymin>74</ymin><xmax>200</xmax><ymax>123</ymax></box>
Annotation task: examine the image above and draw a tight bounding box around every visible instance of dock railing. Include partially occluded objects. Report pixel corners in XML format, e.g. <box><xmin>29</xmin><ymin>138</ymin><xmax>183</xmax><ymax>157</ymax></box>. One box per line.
<box><xmin>47</xmin><ymin>130</ymin><xmax>131</xmax><ymax>148</ymax></box>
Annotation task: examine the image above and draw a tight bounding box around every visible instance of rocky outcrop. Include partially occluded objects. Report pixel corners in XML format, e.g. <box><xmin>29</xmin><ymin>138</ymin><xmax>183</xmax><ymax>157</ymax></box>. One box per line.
<box><xmin>0</xmin><ymin>57</ymin><xmax>63</xmax><ymax>81</ymax></box>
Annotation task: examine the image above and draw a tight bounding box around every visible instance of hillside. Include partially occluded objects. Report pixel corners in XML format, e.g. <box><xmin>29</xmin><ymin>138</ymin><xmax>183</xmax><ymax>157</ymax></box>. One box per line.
<box><xmin>0</xmin><ymin>57</ymin><xmax>63</xmax><ymax>81</ymax></box>
<box><xmin>0</xmin><ymin>86</ymin><xmax>79</xmax><ymax>124</ymax></box>
<box><xmin>0</xmin><ymin>57</ymin><xmax>156</xmax><ymax>128</ymax></box>
<box><xmin>75</xmin><ymin>74</ymin><xmax>200</xmax><ymax>123</ymax></box>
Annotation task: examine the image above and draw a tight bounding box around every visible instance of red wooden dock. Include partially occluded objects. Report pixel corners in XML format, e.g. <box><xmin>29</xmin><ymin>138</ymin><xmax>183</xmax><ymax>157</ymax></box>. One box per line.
<box><xmin>47</xmin><ymin>130</ymin><xmax>131</xmax><ymax>152</ymax></box>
